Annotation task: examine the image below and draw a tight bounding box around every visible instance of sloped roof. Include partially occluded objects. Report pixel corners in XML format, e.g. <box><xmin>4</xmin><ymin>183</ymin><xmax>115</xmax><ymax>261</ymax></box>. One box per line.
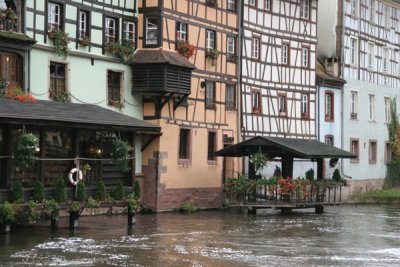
<box><xmin>215</xmin><ymin>136</ymin><xmax>355</xmax><ymax>159</ymax></box>
<box><xmin>316</xmin><ymin>60</ymin><xmax>346</xmax><ymax>85</ymax></box>
<box><xmin>0</xmin><ymin>97</ymin><xmax>160</xmax><ymax>133</ymax></box>
<box><xmin>0</xmin><ymin>31</ymin><xmax>36</xmax><ymax>45</ymax></box>
<box><xmin>131</xmin><ymin>48</ymin><xmax>196</xmax><ymax>69</ymax></box>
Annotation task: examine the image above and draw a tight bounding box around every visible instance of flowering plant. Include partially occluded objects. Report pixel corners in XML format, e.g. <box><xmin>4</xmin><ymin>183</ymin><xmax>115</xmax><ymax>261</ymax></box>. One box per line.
<box><xmin>249</xmin><ymin>149</ymin><xmax>268</xmax><ymax>172</ymax></box>
<box><xmin>48</xmin><ymin>27</ymin><xmax>70</xmax><ymax>58</ymax></box>
<box><xmin>205</xmin><ymin>48</ymin><xmax>219</xmax><ymax>60</ymax></box>
<box><xmin>78</xmin><ymin>35</ymin><xmax>90</xmax><ymax>47</ymax></box>
<box><xmin>6</xmin><ymin>84</ymin><xmax>37</xmax><ymax>103</ymax></box>
<box><xmin>106</xmin><ymin>40</ymin><xmax>135</xmax><ymax>63</ymax></box>
<box><xmin>176</xmin><ymin>41</ymin><xmax>196</xmax><ymax>59</ymax></box>
<box><xmin>0</xmin><ymin>8</ymin><xmax>17</xmax><ymax>31</ymax></box>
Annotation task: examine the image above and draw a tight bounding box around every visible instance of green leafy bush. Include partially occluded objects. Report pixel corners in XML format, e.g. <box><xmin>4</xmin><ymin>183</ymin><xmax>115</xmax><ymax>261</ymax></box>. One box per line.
<box><xmin>10</xmin><ymin>181</ymin><xmax>24</xmax><ymax>203</ymax></box>
<box><xmin>181</xmin><ymin>201</ymin><xmax>197</xmax><ymax>213</ymax></box>
<box><xmin>112</xmin><ymin>139</ymin><xmax>131</xmax><ymax>172</ymax></box>
<box><xmin>33</xmin><ymin>180</ymin><xmax>45</xmax><ymax>202</ymax></box>
<box><xmin>95</xmin><ymin>181</ymin><xmax>108</xmax><ymax>201</ymax></box>
<box><xmin>305</xmin><ymin>168</ymin><xmax>315</xmax><ymax>181</ymax></box>
<box><xmin>127</xmin><ymin>193</ymin><xmax>138</xmax><ymax>212</ymax></box>
<box><xmin>133</xmin><ymin>180</ymin><xmax>141</xmax><ymax>200</ymax></box>
<box><xmin>112</xmin><ymin>181</ymin><xmax>124</xmax><ymax>201</ymax></box>
<box><xmin>53</xmin><ymin>177</ymin><xmax>66</xmax><ymax>203</ymax></box>
<box><xmin>69</xmin><ymin>201</ymin><xmax>81</xmax><ymax>212</ymax></box>
<box><xmin>75</xmin><ymin>181</ymin><xmax>86</xmax><ymax>202</ymax></box>
<box><xmin>0</xmin><ymin>202</ymin><xmax>15</xmax><ymax>223</ymax></box>
<box><xmin>12</xmin><ymin>133</ymin><xmax>39</xmax><ymax>168</ymax></box>
<box><xmin>332</xmin><ymin>169</ymin><xmax>342</xmax><ymax>182</ymax></box>
<box><xmin>23</xmin><ymin>200</ymin><xmax>40</xmax><ymax>223</ymax></box>
<box><xmin>43</xmin><ymin>199</ymin><xmax>59</xmax><ymax>219</ymax></box>
<box><xmin>86</xmin><ymin>197</ymin><xmax>100</xmax><ymax>208</ymax></box>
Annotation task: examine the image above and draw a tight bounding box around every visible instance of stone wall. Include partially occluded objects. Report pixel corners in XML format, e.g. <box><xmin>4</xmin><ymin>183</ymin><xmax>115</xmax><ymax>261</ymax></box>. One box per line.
<box><xmin>341</xmin><ymin>178</ymin><xmax>384</xmax><ymax>201</ymax></box>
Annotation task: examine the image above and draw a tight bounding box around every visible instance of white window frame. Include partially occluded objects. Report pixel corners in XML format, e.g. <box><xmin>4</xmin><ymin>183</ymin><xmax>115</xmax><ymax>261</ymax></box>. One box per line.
<box><xmin>226</xmin><ymin>84</ymin><xmax>236</xmax><ymax>109</ymax></box>
<box><xmin>301</xmin><ymin>47</ymin><xmax>309</xmax><ymax>67</ymax></box>
<box><xmin>79</xmin><ymin>11</ymin><xmax>88</xmax><ymax>39</ymax></box>
<box><xmin>367</xmin><ymin>42</ymin><xmax>375</xmax><ymax>69</ymax></box>
<box><xmin>206</xmin><ymin>30</ymin><xmax>215</xmax><ymax>50</ymax></box>
<box><xmin>227</xmin><ymin>36</ymin><xmax>235</xmax><ymax>58</ymax></box>
<box><xmin>249</xmin><ymin>0</ymin><xmax>256</xmax><ymax>7</ymax></box>
<box><xmin>350</xmin><ymin>0</ymin><xmax>358</xmax><ymax>17</ymax></box>
<box><xmin>368</xmin><ymin>94</ymin><xmax>375</xmax><ymax>121</ymax></box>
<box><xmin>282</xmin><ymin>44</ymin><xmax>288</xmax><ymax>65</ymax></box>
<box><xmin>384</xmin><ymin>97</ymin><xmax>391</xmax><ymax>123</ymax></box>
<box><xmin>369</xmin><ymin>0</ymin><xmax>375</xmax><ymax>22</ymax></box>
<box><xmin>227</xmin><ymin>0</ymin><xmax>236</xmax><ymax>11</ymax></box>
<box><xmin>300</xmin><ymin>0</ymin><xmax>310</xmax><ymax>19</ymax></box>
<box><xmin>264</xmin><ymin>0</ymin><xmax>271</xmax><ymax>11</ymax></box>
<box><xmin>145</xmin><ymin>17</ymin><xmax>158</xmax><ymax>45</ymax></box>
<box><xmin>350</xmin><ymin>91</ymin><xmax>358</xmax><ymax>119</ymax></box>
<box><xmin>251</xmin><ymin>37</ymin><xmax>260</xmax><ymax>59</ymax></box>
<box><xmin>177</xmin><ymin>22</ymin><xmax>187</xmax><ymax>43</ymax></box>
<box><xmin>383</xmin><ymin>47</ymin><xmax>390</xmax><ymax>73</ymax></box>
<box><xmin>105</xmin><ymin>17</ymin><xmax>117</xmax><ymax>43</ymax></box>
<box><xmin>48</xmin><ymin>2</ymin><xmax>61</xmax><ymax>31</ymax></box>
<box><xmin>350</xmin><ymin>37</ymin><xmax>358</xmax><ymax>66</ymax></box>
<box><xmin>124</xmin><ymin>21</ymin><xmax>136</xmax><ymax>42</ymax></box>
<box><xmin>301</xmin><ymin>94</ymin><xmax>309</xmax><ymax>116</ymax></box>
<box><xmin>384</xmin><ymin>5</ymin><xmax>390</xmax><ymax>28</ymax></box>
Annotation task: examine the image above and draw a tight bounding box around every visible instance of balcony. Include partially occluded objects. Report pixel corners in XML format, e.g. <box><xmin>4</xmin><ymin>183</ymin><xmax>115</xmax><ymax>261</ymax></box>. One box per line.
<box><xmin>0</xmin><ymin>8</ymin><xmax>35</xmax><ymax>46</ymax></box>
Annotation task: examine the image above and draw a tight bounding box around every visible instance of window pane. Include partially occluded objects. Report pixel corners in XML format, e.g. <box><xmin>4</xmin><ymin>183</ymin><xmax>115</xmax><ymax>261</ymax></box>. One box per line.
<box><xmin>107</xmin><ymin>71</ymin><xmax>121</xmax><ymax>105</ymax></box>
<box><xmin>207</xmin><ymin>132</ymin><xmax>216</xmax><ymax>161</ymax></box>
<box><xmin>146</xmin><ymin>17</ymin><xmax>158</xmax><ymax>45</ymax></box>
<box><xmin>179</xmin><ymin>129</ymin><xmax>190</xmax><ymax>159</ymax></box>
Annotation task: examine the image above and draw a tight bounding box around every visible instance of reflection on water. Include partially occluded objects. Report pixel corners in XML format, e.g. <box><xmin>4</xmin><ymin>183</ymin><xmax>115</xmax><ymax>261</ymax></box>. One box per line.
<box><xmin>1</xmin><ymin>205</ymin><xmax>400</xmax><ymax>266</ymax></box>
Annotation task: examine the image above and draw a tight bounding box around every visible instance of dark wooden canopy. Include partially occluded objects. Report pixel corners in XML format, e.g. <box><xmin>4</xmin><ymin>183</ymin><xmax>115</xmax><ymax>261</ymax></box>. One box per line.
<box><xmin>0</xmin><ymin>98</ymin><xmax>161</xmax><ymax>133</ymax></box>
<box><xmin>215</xmin><ymin>136</ymin><xmax>355</xmax><ymax>159</ymax></box>
<box><xmin>215</xmin><ymin>136</ymin><xmax>355</xmax><ymax>179</ymax></box>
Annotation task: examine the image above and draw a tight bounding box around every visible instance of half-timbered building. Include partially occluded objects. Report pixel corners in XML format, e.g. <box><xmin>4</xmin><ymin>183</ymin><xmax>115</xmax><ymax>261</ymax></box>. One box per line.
<box><xmin>318</xmin><ymin>0</ymin><xmax>400</xmax><ymax>193</ymax></box>
<box><xmin>135</xmin><ymin>0</ymin><xmax>241</xmax><ymax>211</ymax></box>
<box><xmin>241</xmin><ymin>0</ymin><xmax>318</xmax><ymax>177</ymax></box>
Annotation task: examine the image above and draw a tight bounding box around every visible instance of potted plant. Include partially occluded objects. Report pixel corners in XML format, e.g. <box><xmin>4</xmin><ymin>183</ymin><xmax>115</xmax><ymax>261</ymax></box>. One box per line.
<box><xmin>78</xmin><ymin>35</ymin><xmax>90</xmax><ymax>47</ymax></box>
<box><xmin>176</xmin><ymin>41</ymin><xmax>196</xmax><ymax>59</ymax></box>
<box><xmin>0</xmin><ymin>202</ymin><xmax>15</xmax><ymax>233</ymax></box>
<box><xmin>127</xmin><ymin>193</ymin><xmax>138</xmax><ymax>225</ymax></box>
<box><xmin>43</xmin><ymin>199</ymin><xmax>59</xmax><ymax>229</ymax></box>
<box><xmin>205</xmin><ymin>48</ymin><xmax>219</xmax><ymax>65</ymax></box>
<box><xmin>105</xmin><ymin>40</ymin><xmax>135</xmax><ymax>63</ymax></box>
<box><xmin>48</xmin><ymin>27</ymin><xmax>70</xmax><ymax>58</ymax></box>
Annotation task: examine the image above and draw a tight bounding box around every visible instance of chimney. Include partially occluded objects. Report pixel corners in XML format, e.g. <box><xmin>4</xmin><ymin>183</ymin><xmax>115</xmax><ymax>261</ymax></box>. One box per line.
<box><xmin>324</xmin><ymin>57</ymin><xmax>339</xmax><ymax>77</ymax></box>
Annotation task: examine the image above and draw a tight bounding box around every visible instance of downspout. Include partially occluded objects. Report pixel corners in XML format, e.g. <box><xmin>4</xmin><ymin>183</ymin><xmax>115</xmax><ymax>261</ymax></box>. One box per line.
<box><xmin>238</xmin><ymin>0</ymin><xmax>245</xmax><ymax>176</ymax></box>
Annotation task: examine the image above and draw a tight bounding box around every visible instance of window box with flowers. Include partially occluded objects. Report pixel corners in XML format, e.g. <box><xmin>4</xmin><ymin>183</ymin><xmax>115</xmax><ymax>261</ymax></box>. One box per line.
<box><xmin>205</xmin><ymin>48</ymin><xmax>219</xmax><ymax>65</ymax></box>
<box><xmin>176</xmin><ymin>41</ymin><xmax>196</xmax><ymax>59</ymax></box>
<box><xmin>48</xmin><ymin>27</ymin><xmax>70</xmax><ymax>58</ymax></box>
<box><xmin>105</xmin><ymin>40</ymin><xmax>135</xmax><ymax>63</ymax></box>
<box><xmin>0</xmin><ymin>8</ymin><xmax>17</xmax><ymax>32</ymax></box>
<box><xmin>78</xmin><ymin>35</ymin><xmax>90</xmax><ymax>47</ymax></box>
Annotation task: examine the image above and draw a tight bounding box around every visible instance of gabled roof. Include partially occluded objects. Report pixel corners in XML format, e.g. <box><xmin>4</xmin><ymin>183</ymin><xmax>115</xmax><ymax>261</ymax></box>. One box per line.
<box><xmin>0</xmin><ymin>98</ymin><xmax>160</xmax><ymax>133</ymax></box>
<box><xmin>215</xmin><ymin>136</ymin><xmax>356</xmax><ymax>159</ymax></box>
<box><xmin>131</xmin><ymin>48</ymin><xmax>196</xmax><ymax>69</ymax></box>
<box><xmin>316</xmin><ymin>60</ymin><xmax>346</xmax><ymax>86</ymax></box>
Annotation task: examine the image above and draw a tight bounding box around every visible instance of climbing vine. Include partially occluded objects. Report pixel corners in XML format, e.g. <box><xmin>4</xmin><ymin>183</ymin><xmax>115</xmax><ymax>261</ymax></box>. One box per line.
<box><xmin>385</xmin><ymin>98</ymin><xmax>400</xmax><ymax>188</ymax></box>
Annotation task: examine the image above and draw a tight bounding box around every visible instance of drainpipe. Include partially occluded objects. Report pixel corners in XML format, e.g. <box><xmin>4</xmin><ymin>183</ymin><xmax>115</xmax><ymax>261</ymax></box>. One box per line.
<box><xmin>238</xmin><ymin>0</ymin><xmax>245</xmax><ymax>176</ymax></box>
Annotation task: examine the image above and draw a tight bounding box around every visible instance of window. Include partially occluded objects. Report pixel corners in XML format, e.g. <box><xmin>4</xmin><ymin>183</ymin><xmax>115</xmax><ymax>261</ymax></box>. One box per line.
<box><xmin>49</xmin><ymin>61</ymin><xmax>66</xmax><ymax>100</ymax></box>
<box><xmin>369</xmin><ymin>0</ymin><xmax>375</xmax><ymax>22</ymax></box>
<box><xmin>251</xmin><ymin>37</ymin><xmax>260</xmax><ymax>59</ymax></box>
<box><xmin>350</xmin><ymin>0</ymin><xmax>358</xmax><ymax>17</ymax></box>
<box><xmin>249</xmin><ymin>0</ymin><xmax>256</xmax><ymax>6</ymax></box>
<box><xmin>227</xmin><ymin>0</ymin><xmax>237</xmax><ymax>11</ymax></box>
<box><xmin>123</xmin><ymin>21</ymin><xmax>136</xmax><ymax>43</ymax></box>
<box><xmin>0</xmin><ymin>52</ymin><xmax>22</xmax><ymax>85</ymax></box>
<box><xmin>325</xmin><ymin>92</ymin><xmax>334</xmax><ymax>121</ymax></box>
<box><xmin>47</xmin><ymin>2</ymin><xmax>62</xmax><ymax>31</ymax></box>
<box><xmin>178</xmin><ymin>128</ymin><xmax>191</xmax><ymax>161</ymax></box>
<box><xmin>278</xmin><ymin>93</ymin><xmax>287</xmax><ymax>115</ymax></box>
<box><xmin>301</xmin><ymin>94</ymin><xmax>309</xmax><ymax>118</ymax></box>
<box><xmin>368</xmin><ymin>94</ymin><xmax>375</xmax><ymax>121</ymax></box>
<box><xmin>79</xmin><ymin>11</ymin><xmax>89</xmax><ymax>39</ymax></box>
<box><xmin>282</xmin><ymin>44</ymin><xmax>289</xmax><ymax>65</ymax></box>
<box><xmin>206</xmin><ymin>30</ymin><xmax>216</xmax><ymax>51</ymax></box>
<box><xmin>384</xmin><ymin>5</ymin><xmax>390</xmax><ymax>28</ymax></box>
<box><xmin>227</xmin><ymin>36</ymin><xmax>236</xmax><ymax>60</ymax></box>
<box><xmin>325</xmin><ymin>135</ymin><xmax>334</xmax><ymax>146</ymax></box>
<box><xmin>301</xmin><ymin>47</ymin><xmax>309</xmax><ymax>67</ymax></box>
<box><xmin>384</xmin><ymin>97</ymin><xmax>391</xmax><ymax>123</ymax></box>
<box><xmin>369</xmin><ymin>140</ymin><xmax>377</xmax><ymax>164</ymax></box>
<box><xmin>205</xmin><ymin>81</ymin><xmax>216</xmax><ymax>108</ymax></box>
<box><xmin>145</xmin><ymin>17</ymin><xmax>159</xmax><ymax>46</ymax></box>
<box><xmin>350</xmin><ymin>138</ymin><xmax>359</xmax><ymax>163</ymax></box>
<box><xmin>349</xmin><ymin>37</ymin><xmax>357</xmax><ymax>65</ymax></box>
<box><xmin>385</xmin><ymin>141</ymin><xmax>392</xmax><ymax>163</ymax></box>
<box><xmin>251</xmin><ymin>90</ymin><xmax>262</xmax><ymax>113</ymax></box>
<box><xmin>226</xmin><ymin>84</ymin><xmax>236</xmax><ymax>109</ymax></box>
<box><xmin>350</xmin><ymin>91</ymin><xmax>358</xmax><ymax>119</ymax></box>
<box><xmin>367</xmin><ymin>42</ymin><xmax>374</xmax><ymax>69</ymax></box>
<box><xmin>300</xmin><ymin>0</ymin><xmax>310</xmax><ymax>19</ymax></box>
<box><xmin>264</xmin><ymin>0</ymin><xmax>271</xmax><ymax>11</ymax></box>
<box><xmin>105</xmin><ymin>17</ymin><xmax>118</xmax><ymax>43</ymax></box>
<box><xmin>207</xmin><ymin>131</ymin><xmax>217</xmax><ymax>162</ymax></box>
<box><xmin>107</xmin><ymin>70</ymin><xmax>122</xmax><ymax>107</ymax></box>
<box><xmin>176</xmin><ymin>22</ymin><xmax>188</xmax><ymax>43</ymax></box>
<box><xmin>383</xmin><ymin>47</ymin><xmax>390</xmax><ymax>72</ymax></box>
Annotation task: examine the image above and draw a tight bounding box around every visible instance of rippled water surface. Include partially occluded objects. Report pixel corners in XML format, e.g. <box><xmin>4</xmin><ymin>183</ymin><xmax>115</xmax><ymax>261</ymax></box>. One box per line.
<box><xmin>1</xmin><ymin>205</ymin><xmax>400</xmax><ymax>266</ymax></box>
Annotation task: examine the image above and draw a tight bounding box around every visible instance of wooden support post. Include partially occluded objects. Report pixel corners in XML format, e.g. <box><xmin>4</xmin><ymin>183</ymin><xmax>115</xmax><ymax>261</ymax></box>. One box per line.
<box><xmin>69</xmin><ymin>211</ymin><xmax>80</xmax><ymax>229</ymax></box>
<box><xmin>50</xmin><ymin>211</ymin><xmax>59</xmax><ymax>230</ymax></box>
<box><xmin>128</xmin><ymin>207</ymin><xmax>136</xmax><ymax>225</ymax></box>
<box><xmin>247</xmin><ymin>207</ymin><xmax>257</xmax><ymax>215</ymax></box>
<box><xmin>281</xmin><ymin>156</ymin><xmax>293</xmax><ymax>178</ymax></box>
<box><xmin>317</xmin><ymin>158</ymin><xmax>324</xmax><ymax>180</ymax></box>
<box><xmin>315</xmin><ymin>205</ymin><xmax>324</xmax><ymax>214</ymax></box>
<box><xmin>281</xmin><ymin>207</ymin><xmax>292</xmax><ymax>215</ymax></box>
<box><xmin>1</xmin><ymin>222</ymin><xmax>11</xmax><ymax>233</ymax></box>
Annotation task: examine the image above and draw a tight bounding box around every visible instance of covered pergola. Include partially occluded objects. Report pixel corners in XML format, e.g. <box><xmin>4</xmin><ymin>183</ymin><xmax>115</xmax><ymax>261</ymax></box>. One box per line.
<box><xmin>215</xmin><ymin>136</ymin><xmax>356</xmax><ymax>179</ymax></box>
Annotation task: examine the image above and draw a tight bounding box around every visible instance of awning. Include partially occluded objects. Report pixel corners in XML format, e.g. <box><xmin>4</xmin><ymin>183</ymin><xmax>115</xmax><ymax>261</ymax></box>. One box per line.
<box><xmin>0</xmin><ymin>98</ymin><xmax>161</xmax><ymax>133</ymax></box>
<box><xmin>215</xmin><ymin>136</ymin><xmax>356</xmax><ymax>159</ymax></box>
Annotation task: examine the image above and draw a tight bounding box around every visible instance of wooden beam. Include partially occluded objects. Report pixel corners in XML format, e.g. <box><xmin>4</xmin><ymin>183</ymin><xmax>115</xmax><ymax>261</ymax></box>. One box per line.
<box><xmin>281</xmin><ymin>155</ymin><xmax>293</xmax><ymax>178</ymax></box>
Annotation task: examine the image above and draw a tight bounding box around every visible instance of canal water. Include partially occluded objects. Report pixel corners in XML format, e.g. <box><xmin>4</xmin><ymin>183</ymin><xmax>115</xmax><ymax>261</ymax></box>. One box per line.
<box><xmin>1</xmin><ymin>205</ymin><xmax>400</xmax><ymax>266</ymax></box>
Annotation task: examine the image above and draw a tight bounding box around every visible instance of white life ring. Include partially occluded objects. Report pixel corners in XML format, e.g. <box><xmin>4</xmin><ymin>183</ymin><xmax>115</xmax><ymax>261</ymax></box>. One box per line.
<box><xmin>68</xmin><ymin>168</ymin><xmax>83</xmax><ymax>186</ymax></box>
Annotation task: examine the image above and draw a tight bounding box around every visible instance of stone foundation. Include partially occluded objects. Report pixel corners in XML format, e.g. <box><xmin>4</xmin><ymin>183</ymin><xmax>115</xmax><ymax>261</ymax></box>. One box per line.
<box><xmin>341</xmin><ymin>178</ymin><xmax>384</xmax><ymax>201</ymax></box>
<box><xmin>156</xmin><ymin>187</ymin><xmax>222</xmax><ymax>212</ymax></box>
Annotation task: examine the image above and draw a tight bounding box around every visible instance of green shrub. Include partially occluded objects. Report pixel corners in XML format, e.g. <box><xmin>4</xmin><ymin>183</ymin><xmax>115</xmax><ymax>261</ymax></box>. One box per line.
<box><xmin>95</xmin><ymin>181</ymin><xmax>108</xmax><ymax>201</ymax></box>
<box><xmin>10</xmin><ymin>181</ymin><xmax>24</xmax><ymax>203</ymax></box>
<box><xmin>23</xmin><ymin>200</ymin><xmax>40</xmax><ymax>223</ymax></box>
<box><xmin>43</xmin><ymin>199</ymin><xmax>59</xmax><ymax>219</ymax></box>
<box><xmin>332</xmin><ymin>169</ymin><xmax>342</xmax><ymax>182</ymax></box>
<box><xmin>181</xmin><ymin>201</ymin><xmax>197</xmax><ymax>213</ymax></box>
<box><xmin>33</xmin><ymin>180</ymin><xmax>45</xmax><ymax>202</ymax></box>
<box><xmin>75</xmin><ymin>181</ymin><xmax>86</xmax><ymax>202</ymax></box>
<box><xmin>86</xmin><ymin>197</ymin><xmax>100</xmax><ymax>208</ymax></box>
<box><xmin>127</xmin><ymin>193</ymin><xmax>138</xmax><ymax>212</ymax></box>
<box><xmin>0</xmin><ymin>202</ymin><xmax>15</xmax><ymax>223</ymax></box>
<box><xmin>112</xmin><ymin>181</ymin><xmax>124</xmax><ymax>201</ymax></box>
<box><xmin>133</xmin><ymin>180</ymin><xmax>141</xmax><ymax>199</ymax></box>
<box><xmin>69</xmin><ymin>201</ymin><xmax>81</xmax><ymax>212</ymax></box>
<box><xmin>305</xmin><ymin>168</ymin><xmax>315</xmax><ymax>181</ymax></box>
<box><xmin>53</xmin><ymin>177</ymin><xmax>66</xmax><ymax>203</ymax></box>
